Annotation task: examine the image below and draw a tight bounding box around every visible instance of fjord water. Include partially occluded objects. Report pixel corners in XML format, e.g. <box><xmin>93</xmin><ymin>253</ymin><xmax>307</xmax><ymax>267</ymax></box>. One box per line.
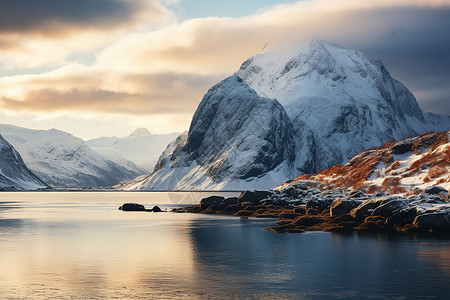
<box><xmin>1</xmin><ymin>193</ymin><xmax>449</xmax><ymax>299</ymax></box>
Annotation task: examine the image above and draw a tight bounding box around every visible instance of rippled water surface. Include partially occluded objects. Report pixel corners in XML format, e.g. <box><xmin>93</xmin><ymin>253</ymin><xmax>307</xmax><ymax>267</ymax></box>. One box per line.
<box><xmin>1</xmin><ymin>192</ymin><xmax>450</xmax><ymax>299</ymax></box>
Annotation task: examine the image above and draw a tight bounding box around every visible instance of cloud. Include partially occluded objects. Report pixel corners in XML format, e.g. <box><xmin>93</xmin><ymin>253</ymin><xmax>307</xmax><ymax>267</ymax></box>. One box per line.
<box><xmin>0</xmin><ymin>0</ymin><xmax>449</xmax><ymax>125</ymax></box>
<box><xmin>0</xmin><ymin>0</ymin><xmax>170</xmax><ymax>34</ymax></box>
<box><xmin>0</xmin><ymin>0</ymin><xmax>174</xmax><ymax>70</ymax></box>
<box><xmin>0</xmin><ymin>68</ymin><xmax>222</xmax><ymax>115</ymax></box>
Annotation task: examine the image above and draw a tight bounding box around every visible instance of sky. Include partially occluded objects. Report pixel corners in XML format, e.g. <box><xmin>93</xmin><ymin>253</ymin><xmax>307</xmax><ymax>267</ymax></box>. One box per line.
<box><xmin>0</xmin><ymin>0</ymin><xmax>449</xmax><ymax>140</ymax></box>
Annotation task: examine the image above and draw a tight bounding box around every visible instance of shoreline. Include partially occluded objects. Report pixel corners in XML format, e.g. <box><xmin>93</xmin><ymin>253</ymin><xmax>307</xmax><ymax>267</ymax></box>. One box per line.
<box><xmin>173</xmin><ymin>185</ymin><xmax>450</xmax><ymax>234</ymax></box>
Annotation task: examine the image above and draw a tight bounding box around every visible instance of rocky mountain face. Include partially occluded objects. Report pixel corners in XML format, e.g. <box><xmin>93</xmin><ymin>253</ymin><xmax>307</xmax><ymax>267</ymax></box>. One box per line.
<box><xmin>120</xmin><ymin>40</ymin><xmax>450</xmax><ymax>190</ymax></box>
<box><xmin>0</xmin><ymin>124</ymin><xmax>145</xmax><ymax>188</ymax></box>
<box><xmin>87</xmin><ymin>128</ymin><xmax>179</xmax><ymax>172</ymax></box>
<box><xmin>0</xmin><ymin>134</ymin><xmax>48</xmax><ymax>190</ymax></box>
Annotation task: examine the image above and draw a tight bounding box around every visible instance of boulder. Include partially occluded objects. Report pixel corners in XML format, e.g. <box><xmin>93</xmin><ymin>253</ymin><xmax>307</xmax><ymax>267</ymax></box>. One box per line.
<box><xmin>281</xmin><ymin>186</ymin><xmax>298</xmax><ymax>198</ymax></box>
<box><xmin>119</xmin><ymin>203</ymin><xmax>146</xmax><ymax>211</ymax></box>
<box><xmin>221</xmin><ymin>197</ymin><xmax>238</xmax><ymax>206</ymax></box>
<box><xmin>200</xmin><ymin>196</ymin><xmax>225</xmax><ymax>210</ymax></box>
<box><xmin>306</xmin><ymin>197</ymin><xmax>334</xmax><ymax>211</ymax></box>
<box><xmin>413</xmin><ymin>211</ymin><xmax>450</xmax><ymax>231</ymax></box>
<box><xmin>350</xmin><ymin>199</ymin><xmax>384</xmax><ymax>219</ymax></box>
<box><xmin>347</xmin><ymin>190</ymin><xmax>366</xmax><ymax>198</ymax></box>
<box><xmin>330</xmin><ymin>199</ymin><xmax>361</xmax><ymax>216</ymax></box>
<box><xmin>425</xmin><ymin>186</ymin><xmax>447</xmax><ymax>195</ymax></box>
<box><xmin>238</xmin><ymin>190</ymin><xmax>272</xmax><ymax>205</ymax></box>
<box><xmin>371</xmin><ymin>200</ymin><xmax>408</xmax><ymax>218</ymax></box>
<box><xmin>152</xmin><ymin>206</ymin><xmax>162</xmax><ymax>212</ymax></box>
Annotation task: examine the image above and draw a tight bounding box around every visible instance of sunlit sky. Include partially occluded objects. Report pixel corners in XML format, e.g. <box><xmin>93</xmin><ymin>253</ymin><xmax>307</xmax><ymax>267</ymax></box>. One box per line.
<box><xmin>0</xmin><ymin>0</ymin><xmax>449</xmax><ymax>140</ymax></box>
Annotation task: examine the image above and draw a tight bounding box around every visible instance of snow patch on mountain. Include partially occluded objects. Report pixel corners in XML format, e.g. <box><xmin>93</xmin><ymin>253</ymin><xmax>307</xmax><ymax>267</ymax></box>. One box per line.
<box><xmin>0</xmin><ymin>124</ymin><xmax>145</xmax><ymax>188</ymax></box>
<box><xmin>0</xmin><ymin>134</ymin><xmax>48</xmax><ymax>190</ymax></box>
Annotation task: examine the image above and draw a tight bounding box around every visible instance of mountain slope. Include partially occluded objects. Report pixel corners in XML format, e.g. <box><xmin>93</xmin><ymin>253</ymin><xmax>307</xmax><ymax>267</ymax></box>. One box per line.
<box><xmin>278</xmin><ymin>130</ymin><xmax>450</xmax><ymax>194</ymax></box>
<box><xmin>0</xmin><ymin>124</ymin><xmax>145</xmax><ymax>188</ymax></box>
<box><xmin>121</xmin><ymin>76</ymin><xmax>296</xmax><ymax>190</ymax></box>
<box><xmin>235</xmin><ymin>40</ymin><xmax>450</xmax><ymax>172</ymax></box>
<box><xmin>87</xmin><ymin>128</ymin><xmax>179</xmax><ymax>172</ymax></box>
<box><xmin>0</xmin><ymin>134</ymin><xmax>48</xmax><ymax>191</ymax></box>
<box><xmin>121</xmin><ymin>40</ymin><xmax>450</xmax><ymax>191</ymax></box>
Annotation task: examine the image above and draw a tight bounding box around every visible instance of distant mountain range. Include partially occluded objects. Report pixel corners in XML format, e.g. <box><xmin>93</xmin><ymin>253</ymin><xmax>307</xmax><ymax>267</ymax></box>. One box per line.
<box><xmin>119</xmin><ymin>40</ymin><xmax>450</xmax><ymax>191</ymax></box>
<box><xmin>87</xmin><ymin>128</ymin><xmax>179</xmax><ymax>172</ymax></box>
<box><xmin>0</xmin><ymin>124</ymin><xmax>152</xmax><ymax>188</ymax></box>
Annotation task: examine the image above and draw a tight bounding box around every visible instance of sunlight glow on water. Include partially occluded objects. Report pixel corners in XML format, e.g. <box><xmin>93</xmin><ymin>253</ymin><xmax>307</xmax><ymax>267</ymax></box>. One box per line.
<box><xmin>0</xmin><ymin>192</ymin><xmax>449</xmax><ymax>299</ymax></box>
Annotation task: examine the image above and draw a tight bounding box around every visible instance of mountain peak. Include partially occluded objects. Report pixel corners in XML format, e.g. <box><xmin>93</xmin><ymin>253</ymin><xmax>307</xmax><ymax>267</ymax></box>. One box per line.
<box><xmin>129</xmin><ymin>128</ymin><xmax>152</xmax><ymax>137</ymax></box>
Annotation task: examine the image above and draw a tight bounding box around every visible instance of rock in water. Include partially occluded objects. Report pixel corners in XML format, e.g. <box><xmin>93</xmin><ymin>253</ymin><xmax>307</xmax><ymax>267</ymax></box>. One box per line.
<box><xmin>200</xmin><ymin>196</ymin><xmax>225</xmax><ymax>210</ymax></box>
<box><xmin>152</xmin><ymin>206</ymin><xmax>162</xmax><ymax>212</ymax></box>
<box><xmin>119</xmin><ymin>203</ymin><xmax>146</xmax><ymax>211</ymax></box>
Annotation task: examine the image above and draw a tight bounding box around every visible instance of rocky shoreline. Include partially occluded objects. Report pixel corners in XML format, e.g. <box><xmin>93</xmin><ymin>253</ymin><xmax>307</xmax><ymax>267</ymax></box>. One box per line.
<box><xmin>174</xmin><ymin>184</ymin><xmax>450</xmax><ymax>234</ymax></box>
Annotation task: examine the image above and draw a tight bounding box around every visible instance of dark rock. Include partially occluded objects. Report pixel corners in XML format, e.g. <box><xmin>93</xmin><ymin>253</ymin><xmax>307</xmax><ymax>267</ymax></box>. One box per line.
<box><xmin>386</xmin><ymin>206</ymin><xmax>419</xmax><ymax>225</ymax></box>
<box><xmin>391</xmin><ymin>139</ymin><xmax>413</xmax><ymax>154</ymax></box>
<box><xmin>350</xmin><ymin>199</ymin><xmax>384</xmax><ymax>219</ymax></box>
<box><xmin>330</xmin><ymin>199</ymin><xmax>361</xmax><ymax>216</ymax></box>
<box><xmin>119</xmin><ymin>203</ymin><xmax>146</xmax><ymax>211</ymax></box>
<box><xmin>413</xmin><ymin>211</ymin><xmax>450</xmax><ymax>231</ymax></box>
<box><xmin>347</xmin><ymin>190</ymin><xmax>365</xmax><ymax>198</ymax></box>
<box><xmin>371</xmin><ymin>200</ymin><xmax>408</xmax><ymax>218</ymax></box>
<box><xmin>425</xmin><ymin>186</ymin><xmax>447</xmax><ymax>195</ymax></box>
<box><xmin>292</xmin><ymin>216</ymin><xmax>324</xmax><ymax>227</ymax></box>
<box><xmin>306</xmin><ymin>208</ymin><xmax>321</xmax><ymax>215</ymax></box>
<box><xmin>220</xmin><ymin>204</ymin><xmax>241</xmax><ymax>214</ymax></box>
<box><xmin>282</xmin><ymin>186</ymin><xmax>298</xmax><ymax>198</ymax></box>
<box><xmin>293</xmin><ymin>206</ymin><xmax>306</xmax><ymax>214</ymax></box>
<box><xmin>221</xmin><ymin>197</ymin><xmax>238</xmax><ymax>206</ymax></box>
<box><xmin>306</xmin><ymin>197</ymin><xmax>334</xmax><ymax>211</ymax></box>
<box><xmin>238</xmin><ymin>190</ymin><xmax>272</xmax><ymax>205</ymax></box>
<box><xmin>236</xmin><ymin>210</ymin><xmax>253</xmax><ymax>217</ymax></box>
<box><xmin>200</xmin><ymin>196</ymin><xmax>225</xmax><ymax>210</ymax></box>
<box><xmin>152</xmin><ymin>206</ymin><xmax>162</xmax><ymax>212</ymax></box>
<box><xmin>279</xmin><ymin>213</ymin><xmax>301</xmax><ymax>220</ymax></box>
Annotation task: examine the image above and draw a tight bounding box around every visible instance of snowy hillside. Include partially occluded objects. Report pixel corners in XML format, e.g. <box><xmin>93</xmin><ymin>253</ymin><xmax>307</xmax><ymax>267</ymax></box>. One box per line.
<box><xmin>0</xmin><ymin>134</ymin><xmax>48</xmax><ymax>190</ymax></box>
<box><xmin>279</xmin><ymin>130</ymin><xmax>450</xmax><ymax>193</ymax></box>
<box><xmin>0</xmin><ymin>124</ymin><xmax>145</xmax><ymax>188</ymax></box>
<box><xmin>120</xmin><ymin>40</ymin><xmax>450</xmax><ymax>191</ymax></box>
<box><xmin>87</xmin><ymin>128</ymin><xmax>179</xmax><ymax>172</ymax></box>
<box><xmin>235</xmin><ymin>40</ymin><xmax>450</xmax><ymax>172</ymax></box>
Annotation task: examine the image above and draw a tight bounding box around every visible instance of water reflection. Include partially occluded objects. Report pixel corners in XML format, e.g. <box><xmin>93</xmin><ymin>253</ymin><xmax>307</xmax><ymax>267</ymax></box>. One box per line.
<box><xmin>0</xmin><ymin>192</ymin><xmax>449</xmax><ymax>299</ymax></box>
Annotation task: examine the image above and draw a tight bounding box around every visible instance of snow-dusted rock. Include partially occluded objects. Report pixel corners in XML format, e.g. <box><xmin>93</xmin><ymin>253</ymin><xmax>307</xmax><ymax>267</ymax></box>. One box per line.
<box><xmin>0</xmin><ymin>134</ymin><xmax>48</xmax><ymax>190</ymax></box>
<box><xmin>122</xmin><ymin>40</ymin><xmax>450</xmax><ymax>191</ymax></box>
<box><xmin>122</xmin><ymin>75</ymin><xmax>296</xmax><ymax>190</ymax></box>
<box><xmin>0</xmin><ymin>124</ymin><xmax>145</xmax><ymax>188</ymax></box>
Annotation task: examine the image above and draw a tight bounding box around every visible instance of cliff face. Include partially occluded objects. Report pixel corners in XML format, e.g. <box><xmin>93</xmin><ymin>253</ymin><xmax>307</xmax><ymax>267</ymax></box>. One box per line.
<box><xmin>121</xmin><ymin>41</ymin><xmax>450</xmax><ymax>191</ymax></box>
<box><xmin>0</xmin><ymin>134</ymin><xmax>48</xmax><ymax>190</ymax></box>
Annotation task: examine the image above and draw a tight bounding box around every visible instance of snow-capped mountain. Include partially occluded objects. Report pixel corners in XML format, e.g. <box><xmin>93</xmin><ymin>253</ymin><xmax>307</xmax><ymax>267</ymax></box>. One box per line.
<box><xmin>120</xmin><ymin>40</ymin><xmax>450</xmax><ymax>191</ymax></box>
<box><xmin>87</xmin><ymin>128</ymin><xmax>179</xmax><ymax>172</ymax></box>
<box><xmin>0</xmin><ymin>134</ymin><xmax>48</xmax><ymax>190</ymax></box>
<box><xmin>0</xmin><ymin>124</ymin><xmax>146</xmax><ymax>188</ymax></box>
<box><xmin>278</xmin><ymin>130</ymin><xmax>450</xmax><ymax>193</ymax></box>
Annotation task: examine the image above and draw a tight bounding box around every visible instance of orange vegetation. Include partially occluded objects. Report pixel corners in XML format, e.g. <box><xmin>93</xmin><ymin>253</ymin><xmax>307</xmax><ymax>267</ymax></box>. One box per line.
<box><xmin>290</xmin><ymin>131</ymin><xmax>449</xmax><ymax>193</ymax></box>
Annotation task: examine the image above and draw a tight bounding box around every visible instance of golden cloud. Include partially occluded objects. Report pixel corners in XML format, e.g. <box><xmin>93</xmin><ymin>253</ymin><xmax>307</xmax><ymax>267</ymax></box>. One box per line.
<box><xmin>1</xmin><ymin>0</ymin><xmax>449</xmax><ymax>119</ymax></box>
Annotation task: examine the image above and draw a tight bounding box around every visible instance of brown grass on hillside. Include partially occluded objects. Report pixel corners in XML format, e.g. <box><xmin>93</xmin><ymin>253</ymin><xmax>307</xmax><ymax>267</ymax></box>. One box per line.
<box><xmin>292</xmin><ymin>131</ymin><xmax>448</xmax><ymax>193</ymax></box>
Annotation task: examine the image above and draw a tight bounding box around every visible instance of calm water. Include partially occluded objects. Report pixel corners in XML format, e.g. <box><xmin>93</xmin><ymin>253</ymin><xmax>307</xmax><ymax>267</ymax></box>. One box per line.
<box><xmin>0</xmin><ymin>192</ymin><xmax>450</xmax><ymax>299</ymax></box>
